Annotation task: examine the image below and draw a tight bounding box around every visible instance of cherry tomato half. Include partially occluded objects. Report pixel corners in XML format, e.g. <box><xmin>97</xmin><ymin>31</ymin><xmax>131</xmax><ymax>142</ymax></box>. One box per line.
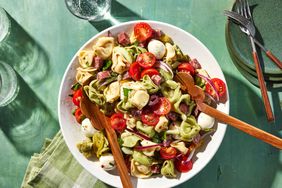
<box><xmin>141</xmin><ymin>68</ymin><xmax>159</xmax><ymax>78</ymax></box>
<box><xmin>178</xmin><ymin>63</ymin><xmax>195</xmax><ymax>76</ymax></box>
<box><xmin>141</xmin><ymin>110</ymin><xmax>160</xmax><ymax>126</ymax></box>
<box><xmin>134</xmin><ymin>22</ymin><xmax>153</xmax><ymax>42</ymax></box>
<box><xmin>74</xmin><ymin>108</ymin><xmax>85</xmax><ymax>124</ymax></box>
<box><xmin>136</xmin><ymin>52</ymin><xmax>156</xmax><ymax>68</ymax></box>
<box><xmin>205</xmin><ymin>78</ymin><xmax>227</xmax><ymax>102</ymax></box>
<box><xmin>160</xmin><ymin>147</ymin><xmax>177</xmax><ymax>160</ymax></box>
<box><xmin>110</xmin><ymin>113</ymin><xmax>126</xmax><ymax>132</ymax></box>
<box><xmin>129</xmin><ymin>62</ymin><xmax>142</xmax><ymax>81</ymax></box>
<box><xmin>153</xmin><ymin>97</ymin><xmax>171</xmax><ymax>116</ymax></box>
<box><xmin>174</xmin><ymin>154</ymin><xmax>193</xmax><ymax>172</ymax></box>
<box><xmin>72</xmin><ymin>88</ymin><xmax>83</xmax><ymax>106</ymax></box>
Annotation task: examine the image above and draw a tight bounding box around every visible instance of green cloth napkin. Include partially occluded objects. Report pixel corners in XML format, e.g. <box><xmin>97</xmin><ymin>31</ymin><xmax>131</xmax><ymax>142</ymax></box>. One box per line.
<box><xmin>21</xmin><ymin>131</ymin><xmax>110</xmax><ymax>188</ymax></box>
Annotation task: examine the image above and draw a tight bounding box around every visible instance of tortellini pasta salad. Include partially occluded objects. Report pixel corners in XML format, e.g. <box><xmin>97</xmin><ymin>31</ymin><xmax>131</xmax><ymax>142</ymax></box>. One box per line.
<box><xmin>70</xmin><ymin>22</ymin><xmax>227</xmax><ymax>178</ymax></box>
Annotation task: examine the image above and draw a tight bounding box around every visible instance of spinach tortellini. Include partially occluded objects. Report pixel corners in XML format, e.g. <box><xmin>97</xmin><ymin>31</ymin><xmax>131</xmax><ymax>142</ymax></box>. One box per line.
<box><xmin>76</xmin><ymin>138</ymin><xmax>94</xmax><ymax>159</ymax></box>
<box><xmin>180</xmin><ymin>116</ymin><xmax>201</xmax><ymax>141</ymax></box>
<box><xmin>131</xmin><ymin>159</ymin><xmax>152</xmax><ymax>178</ymax></box>
<box><xmin>161</xmin><ymin>80</ymin><xmax>181</xmax><ymax>103</ymax></box>
<box><xmin>161</xmin><ymin>160</ymin><xmax>176</xmax><ymax>178</ymax></box>
<box><xmin>125</xmin><ymin>45</ymin><xmax>147</xmax><ymax>59</ymax></box>
<box><xmin>136</xmin><ymin>121</ymin><xmax>156</xmax><ymax>138</ymax></box>
<box><xmin>121</xmin><ymin>132</ymin><xmax>141</xmax><ymax>148</ymax></box>
<box><xmin>141</xmin><ymin>75</ymin><xmax>159</xmax><ymax>94</ymax></box>
<box><xmin>84</xmin><ymin>79</ymin><xmax>105</xmax><ymax>106</ymax></box>
<box><xmin>132</xmin><ymin>151</ymin><xmax>153</xmax><ymax>166</ymax></box>
<box><xmin>92</xmin><ymin>131</ymin><xmax>110</xmax><ymax>158</ymax></box>
<box><xmin>174</xmin><ymin>94</ymin><xmax>195</xmax><ymax>120</ymax></box>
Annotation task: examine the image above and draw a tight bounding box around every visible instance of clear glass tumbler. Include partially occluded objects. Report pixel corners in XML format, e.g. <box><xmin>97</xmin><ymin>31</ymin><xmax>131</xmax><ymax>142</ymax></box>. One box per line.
<box><xmin>0</xmin><ymin>61</ymin><xmax>58</xmax><ymax>155</ymax></box>
<box><xmin>0</xmin><ymin>7</ymin><xmax>49</xmax><ymax>87</ymax></box>
<box><xmin>65</xmin><ymin>0</ymin><xmax>112</xmax><ymax>21</ymax></box>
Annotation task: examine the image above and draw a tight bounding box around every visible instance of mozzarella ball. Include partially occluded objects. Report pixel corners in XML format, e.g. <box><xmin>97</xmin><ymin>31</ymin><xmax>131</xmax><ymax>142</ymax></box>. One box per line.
<box><xmin>197</xmin><ymin>113</ymin><xmax>215</xmax><ymax>130</ymax></box>
<box><xmin>99</xmin><ymin>153</ymin><xmax>116</xmax><ymax>171</ymax></box>
<box><xmin>148</xmin><ymin>39</ymin><xmax>166</xmax><ymax>59</ymax></box>
<box><xmin>81</xmin><ymin>118</ymin><xmax>97</xmax><ymax>137</ymax></box>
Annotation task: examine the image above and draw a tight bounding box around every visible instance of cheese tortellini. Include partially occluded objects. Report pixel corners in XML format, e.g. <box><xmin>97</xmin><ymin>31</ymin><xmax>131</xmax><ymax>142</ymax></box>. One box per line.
<box><xmin>93</xmin><ymin>37</ymin><xmax>115</xmax><ymax>59</ymax></box>
<box><xmin>111</xmin><ymin>46</ymin><xmax>133</xmax><ymax>74</ymax></box>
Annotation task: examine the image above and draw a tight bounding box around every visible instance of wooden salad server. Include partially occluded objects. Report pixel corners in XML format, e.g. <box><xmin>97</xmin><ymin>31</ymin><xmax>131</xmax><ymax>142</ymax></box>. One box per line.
<box><xmin>175</xmin><ymin>72</ymin><xmax>282</xmax><ymax>149</ymax></box>
<box><xmin>80</xmin><ymin>92</ymin><xmax>133</xmax><ymax>188</ymax></box>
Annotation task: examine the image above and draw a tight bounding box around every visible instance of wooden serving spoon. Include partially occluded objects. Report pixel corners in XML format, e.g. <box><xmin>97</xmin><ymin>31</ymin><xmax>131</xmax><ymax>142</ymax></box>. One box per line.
<box><xmin>175</xmin><ymin>72</ymin><xmax>282</xmax><ymax>149</ymax></box>
<box><xmin>80</xmin><ymin>92</ymin><xmax>133</xmax><ymax>188</ymax></box>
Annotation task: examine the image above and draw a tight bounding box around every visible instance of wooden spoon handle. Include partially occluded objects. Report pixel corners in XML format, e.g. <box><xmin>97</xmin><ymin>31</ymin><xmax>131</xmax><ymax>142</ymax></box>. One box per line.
<box><xmin>266</xmin><ymin>50</ymin><xmax>282</xmax><ymax>69</ymax></box>
<box><xmin>104</xmin><ymin>122</ymin><xmax>133</xmax><ymax>188</ymax></box>
<box><xmin>198</xmin><ymin>102</ymin><xmax>282</xmax><ymax>149</ymax></box>
<box><xmin>252</xmin><ymin>52</ymin><xmax>274</xmax><ymax>122</ymax></box>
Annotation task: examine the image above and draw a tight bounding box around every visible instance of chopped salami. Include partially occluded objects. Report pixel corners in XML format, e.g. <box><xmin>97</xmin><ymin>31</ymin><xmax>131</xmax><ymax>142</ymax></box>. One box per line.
<box><xmin>189</xmin><ymin>58</ymin><xmax>201</xmax><ymax>69</ymax></box>
<box><xmin>94</xmin><ymin>56</ymin><xmax>104</xmax><ymax>70</ymax></box>
<box><xmin>117</xmin><ymin>32</ymin><xmax>130</xmax><ymax>46</ymax></box>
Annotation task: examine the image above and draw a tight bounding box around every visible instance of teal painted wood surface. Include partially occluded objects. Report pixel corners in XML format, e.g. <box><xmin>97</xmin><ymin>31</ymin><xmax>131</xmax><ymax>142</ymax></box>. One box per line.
<box><xmin>0</xmin><ymin>0</ymin><xmax>281</xmax><ymax>187</ymax></box>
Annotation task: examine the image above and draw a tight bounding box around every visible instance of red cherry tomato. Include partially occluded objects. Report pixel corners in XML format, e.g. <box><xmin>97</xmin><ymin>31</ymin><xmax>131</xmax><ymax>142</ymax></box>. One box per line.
<box><xmin>134</xmin><ymin>22</ymin><xmax>153</xmax><ymax>42</ymax></box>
<box><xmin>74</xmin><ymin>108</ymin><xmax>85</xmax><ymax>124</ymax></box>
<box><xmin>110</xmin><ymin>113</ymin><xmax>126</xmax><ymax>132</ymax></box>
<box><xmin>136</xmin><ymin>52</ymin><xmax>156</xmax><ymax>68</ymax></box>
<box><xmin>174</xmin><ymin>154</ymin><xmax>193</xmax><ymax>172</ymax></box>
<box><xmin>129</xmin><ymin>62</ymin><xmax>142</xmax><ymax>81</ymax></box>
<box><xmin>178</xmin><ymin>63</ymin><xmax>195</xmax><ymax>76</ymax></box>
<box><xmin>153</xmin><ymin>97</ymin><xmax>171</xmax><ymax>116</ymax></box>
<box><xmin>205</xmin><ymin>78</ymin><xmax>227</xmax><ymax>102</ymax></box>
<box><xmin>72</xmin><ymin>88</ymin><xmax>83</xmax><ymax>106</ymax></box>
<box><xmin>141</xmin><ymin>68</ymin><xmax>159</xmax><ymax>78</ymax></box>
<box><xmin>160</xmin><ymin>147</ymin><xmax>177</xmax><ymax>160</ymax></box>
<box><xmin>141</xmin><ymin>110</ymin><xmax>160</xmax><ymax>126</ymax></box>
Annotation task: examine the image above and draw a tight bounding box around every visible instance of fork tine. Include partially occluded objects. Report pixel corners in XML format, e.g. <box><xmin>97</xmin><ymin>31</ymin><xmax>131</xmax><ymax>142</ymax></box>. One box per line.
<box><xmin>246</xmin><ymin>0</ymin><xmax>252</xmax><ymax>19</ymax></box>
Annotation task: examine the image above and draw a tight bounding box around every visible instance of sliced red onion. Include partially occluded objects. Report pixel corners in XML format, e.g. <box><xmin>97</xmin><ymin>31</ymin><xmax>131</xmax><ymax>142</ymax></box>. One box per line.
<box><xmin>186</xmin><ymin>148</ymin><xmax>195</xmax><ymax>162</ymax></box>
<box><xmin>125</xmin><ymin>128</ymin><xmax>151</xmax><ymax>141</ymax></box>
<box><xmin>97</xmin><ymin>71</ymin><xmax>111</xmax><ymax>81</ymax></box>
<box><xmin>122</xmin><ymin>71</ymin><xmax>131</xmax><ymax>80</ymax></box>
<box><xmin>192</xmin><ymin>134</ymin><xmax>201</xmax><ymax>145</ymax></box>
<box><xmin>151</xmin><ymin>74</ymin><xmax>162</xmax><ymax>85</ymax></box>
<box><xmin>155</xmin><ymin>61</ymin><xmax>174</xmax><ymax>77</ymax></box>
<box><xmin>162</xmin><ymin>140</ymin><xmax>171</xmax><ymax>147</ymax></box>
<box><xmin>135</xmin><ymin>143</ymin><xmax>163</xmax><ymax>150</ymax></box>
<box><xmin>196</xmin><ymin>74</ymin><xmax>219</xmax><ymax>102</ymax></box>
<box><xmin>148</xmin><ymin>95</ymin><xmax>160</xmax><ymax>107</ymax></box>
<box><xmin>200</xmin><ymin>129</ymin><xmax>216</xmax><ymax>140</ymax></box>
<box><xmin>166</xmin><ymin>112</ymin><xmax>179</xmax><ymax>121</ymax></box>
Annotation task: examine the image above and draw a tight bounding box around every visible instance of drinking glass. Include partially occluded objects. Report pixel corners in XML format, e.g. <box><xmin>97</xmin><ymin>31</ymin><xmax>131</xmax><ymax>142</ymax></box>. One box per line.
<box><xmin>65</xmin><ymin>0</ymin><xmax>112</xmax><ymax>21</ymax></box>
<box><xmin>0</xmin><ymin>7</ymin><xmax>49</xmax><ymax>87</ymax></box>
<box><xmin>0</xmin><ymin>61</ymin><xmax>58</xmax><ymax>155</ymax></box>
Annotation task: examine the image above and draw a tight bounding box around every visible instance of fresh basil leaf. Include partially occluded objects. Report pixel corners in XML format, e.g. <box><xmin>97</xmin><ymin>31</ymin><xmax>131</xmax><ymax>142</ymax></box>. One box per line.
<box><xmin>123</xmin><ymin>88</ymin><xmax>132</xmax><ymax>97</ymax></box>
<box><xmin>102</xmin><ymin>60</ymin><xmax>112</xmax><ymax>71</ymax></box>
<box><xmin>71</xmin><ymin>82</ymin><xmax>81</xmax><ymax>91</ymax></box>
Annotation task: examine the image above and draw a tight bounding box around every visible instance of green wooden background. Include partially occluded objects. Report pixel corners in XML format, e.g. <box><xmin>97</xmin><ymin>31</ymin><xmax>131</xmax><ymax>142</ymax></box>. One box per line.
<box><xmin>0</xmin><ymin>0</ymin><xmax>281</xmax><ymax>187</ymax></box>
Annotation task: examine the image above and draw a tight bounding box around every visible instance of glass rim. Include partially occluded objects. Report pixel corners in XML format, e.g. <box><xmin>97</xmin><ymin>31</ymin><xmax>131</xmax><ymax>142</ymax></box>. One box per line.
<box><xmin>64</xmin><ymin>0</ymin><xmax>111</xmax><ymax>21</ymax></box>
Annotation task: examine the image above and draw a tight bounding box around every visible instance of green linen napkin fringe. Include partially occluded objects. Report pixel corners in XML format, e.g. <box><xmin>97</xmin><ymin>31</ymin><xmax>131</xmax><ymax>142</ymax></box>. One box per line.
<box><xmin>21</xmin><ymin>131</ymin><xmax>110</xmax><ymax>188</ymax></box>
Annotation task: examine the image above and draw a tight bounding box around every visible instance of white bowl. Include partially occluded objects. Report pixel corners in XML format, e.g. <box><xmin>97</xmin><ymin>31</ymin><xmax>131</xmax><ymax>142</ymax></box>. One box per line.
<box><xmin>58</xmin><ymin>20</ymin><xmax>229</xmax><ymax>188</ymax></box>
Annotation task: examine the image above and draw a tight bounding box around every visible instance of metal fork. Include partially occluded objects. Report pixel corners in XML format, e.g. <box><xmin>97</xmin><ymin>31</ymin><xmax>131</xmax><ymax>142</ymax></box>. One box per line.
<box><xmin>224</xmin><ymin>10</ymin><xmax>282</xmax><ymax>69</ymax></box>
<box><xmin>236</xmin><ymin>0</ymin><xmax>274</xmax><ymax>122</ymax></box>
